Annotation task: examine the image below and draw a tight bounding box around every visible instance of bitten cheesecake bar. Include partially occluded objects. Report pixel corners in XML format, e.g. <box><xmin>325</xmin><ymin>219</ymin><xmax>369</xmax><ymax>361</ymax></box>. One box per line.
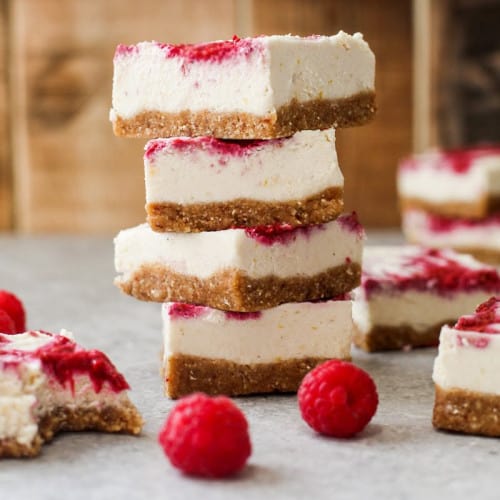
<box><xmin>111</xmin><ymin>33</ymin><xmax>376</xmax><ymax>139</ymax></box>
<box><xmin>398</xmin><ymin>146</ymin><xmax>500</xmax><ymax>218</ymax></box>
<box><xmin>433</xmin><ymin>297</ymin><xmax>500</xmax><ymax>437</ymax></box>
<box><xmin>403</xmin><ymin>209</ymin><xmax>500</xmax><ymax>265</ymax></box>
<box><xmin>352</xmin><ymin>246</ymin><xmax>500</xmax><ymax>351</ymax></box>
<box><xmin>0</xmin><ymin>330</ymin><xmax>143</xmax><ymax>458</ymax></box>
<box><xmin>114</xmin><ymin>213</ymin><xmax>364</xmax><ymax>311</ymax></box>
<box><xmin>162</xmin><ymin>299</ymin><xmax>353</xmax><ymax>398</ymax></box>
<box><xmin>145</xmin><ymin>129</ymin><xmax>343</xmax><ymax>232</ymax></box>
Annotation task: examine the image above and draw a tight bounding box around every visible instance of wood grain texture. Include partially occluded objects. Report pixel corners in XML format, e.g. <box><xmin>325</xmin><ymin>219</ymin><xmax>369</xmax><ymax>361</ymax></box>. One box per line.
<box><xmin>7</xmin><ymin>0</ymin><xmax>411</xmax><ymax>232</ymax></box>
<box><xmin>413</xmin><ymin>0</ymin><xmax>452</xmax><ymax>152</ymax></box>
<box><xmin>0</xmin><ymin>0</ymin><xmax>11</xmax><ymax>230</ymax></box>
<box><xmin>254</xmin><ymin>0</ymin><xmax>413</xmax><ymax>227</ymax></box>
<box><xmin>412</xmin><ymin>0</ymin><xmax>431</xmax><ymax>152</ymax></box>
<box><xmin>9</xmin><ymin>0</ymin><xmax>236</xmax><ymax>233</ymax></box>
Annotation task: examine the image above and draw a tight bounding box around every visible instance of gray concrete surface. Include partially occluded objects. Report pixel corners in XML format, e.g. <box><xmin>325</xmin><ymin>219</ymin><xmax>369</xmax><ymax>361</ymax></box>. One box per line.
<box><xmin>0</xmin><ymin>232</ymin><xmax>497</xmax><ymax>500</ymax></box>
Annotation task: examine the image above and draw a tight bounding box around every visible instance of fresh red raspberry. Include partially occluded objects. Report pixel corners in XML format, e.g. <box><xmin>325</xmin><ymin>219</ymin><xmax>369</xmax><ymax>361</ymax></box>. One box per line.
<box><xmin>298</xmin><ymin>360</ymin><xmax>378</xmax><ymax>438</ymax></box>
<box><xmin>0</xmin><ymin>309</ymin><xmax>16</xmax><ymax>334</ymax></box>
<box><xmin>158</xmin><ymin>393</ymin><xmax>251</xmax><ymax>478</ymax></box>
<box><xmin>0</xmin><ymin>290</ymin><xmax>26</xmax><ymax>333</ymax></box>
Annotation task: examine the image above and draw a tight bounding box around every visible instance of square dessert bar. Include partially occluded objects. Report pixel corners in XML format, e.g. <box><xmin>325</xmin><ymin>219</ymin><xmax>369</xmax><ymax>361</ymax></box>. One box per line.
<box><xmin>352</xmin><ymin>246</ymin><xmax>500</xmax><ymax>352</ymax></box>
<box><xmin>162</xmin><ymin>299</ymin><xmax>353</xmax><ymax>398</ymax></box>
<box><xmin>111</xmin><ymin>33</ymin><xmax>376</xmax><ymax>139</ymax></box>
<box><xmin>398</xmin><ymin>147</ymin><xmax>500</xmax><ymax>219</ymax></box>
<box><xmin>403</xmin><ymin>209</ymin><xmax>500</xmax><ymax>265</ymax></box>
<box><xmin>114</xmin><ymin>213</ymin><xmax>364</xmax><ymax>311</ymax></box>
<box><xmin>0</xmin><ymin>330</ymin><xmax>142</xmax><ymax>458</ymax></box>
<box><xmin>145</xmin><ymin>129</ymin><xmax>344</xmax><ymax>232</ymax></box>
<box><xmin>433</xmin><ymin>298</ymin><xmax>500</xmax><ymax>437</ymax></box>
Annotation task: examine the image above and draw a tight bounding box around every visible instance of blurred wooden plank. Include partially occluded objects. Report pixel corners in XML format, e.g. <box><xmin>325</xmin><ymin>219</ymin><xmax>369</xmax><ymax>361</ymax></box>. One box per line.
<box><xmin>413</xmin><ymin>0</ymin><xmax>451</xmax><ymax>151</ymax></box>
<box><xmin>253</xmin><ymin>0</ymin><xmax>413</xmax><ymax>228</ymax></box>
<box><xmin>0</xmin><ymin>0</ymin><xmax>11</xmax><ymax>230</ymax></box>
<box><xmin>413</xmin><ymin>0</ymin><xmax>432</xmax><ymax>152</ymax></box>
<box><xmin>10</xmin><ymin>0</ymin><xmax>236</xmax><ymax>233</ymax></box>
<box><xmin>235</xmin><ymin>0</ymin><xmax>253</xmax><ymax>37</ymax></box>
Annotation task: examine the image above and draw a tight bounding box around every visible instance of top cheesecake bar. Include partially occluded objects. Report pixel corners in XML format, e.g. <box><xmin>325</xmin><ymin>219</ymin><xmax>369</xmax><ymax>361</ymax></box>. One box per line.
<box><xmin>399</xmin><ymin>146</ymin><xmax>500</xmax><ymax>219</ymax></box>
<box><xmin>111</xmin><ymin>32</ymin><xmax>376</xmax><ymax>139</ymax></box>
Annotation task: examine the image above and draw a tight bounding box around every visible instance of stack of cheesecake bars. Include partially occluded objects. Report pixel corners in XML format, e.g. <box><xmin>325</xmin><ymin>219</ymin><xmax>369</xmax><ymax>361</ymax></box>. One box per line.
<box><xmin>111</xmin><ymin>32</ymin><xmax>376</xmax><ymax>398</ymax></box>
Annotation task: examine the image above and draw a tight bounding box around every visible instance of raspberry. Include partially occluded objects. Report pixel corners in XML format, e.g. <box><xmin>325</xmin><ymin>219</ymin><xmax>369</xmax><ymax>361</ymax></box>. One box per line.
<box><xmin>298</xmin><ymin>360</ymin><xmax>378</xmax><ymax>438</ymax></box>
<box><xmin>0</xmin><ymin>309</ymin><xmax>15</xmax><ymax>334</ymax></box>
<box><xmin>158</xmin><ymin>393</ymin><xmax>251</xmax><ymax>478</ymax></box>
<box><xmin>0</xmin><ymin>290</ymin><xmax>26</xmax><ymax>333</ymax></box>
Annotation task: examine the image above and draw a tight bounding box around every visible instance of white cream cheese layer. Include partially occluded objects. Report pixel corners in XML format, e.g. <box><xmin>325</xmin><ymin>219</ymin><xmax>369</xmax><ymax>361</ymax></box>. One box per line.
<box><xmin>398</xmin><ymin>153</ymin><xmax>500</xmax><ymax>204</ymax></box>
<box><xmin>145</xmin><ymin>129</ymin><xmax>342</xmax><ymax>204</ymax></box>
<box><xmin>0</xmin><ymin>364</ymin><xmax>44</xmax><ymax>445</ymax></box>
<box><xmin>398</xmin><ymin>167</ymin><xmax>484</xmax><ymax>204</ymax></box>
<box><xmin>402</xmin><ymin>210</ymin><xmax>500</xmax><ymax>251</ymax></box>
<box><xmin>353</xmin><ymin>289</ymin><xmax>491</xmax><ymax>333</ymax></box>
<box><xmin>353</xmin><ymin>246</ymin><xmax>499</xmax><ymax>334</ymax></box>
<box><xmin>111</xmin><ymin>32</ymin><xmax>374</xmax><ymax>119</ymax></box>
<box><xmin>433</xmin><ymin>326</ymin><xmax>500</xmax><ymax>394</ymax></box>
<box><xmin>0</xmin><ymin>332</ymin><xmax>54</xmax><ymax>445</ymax></box>
<box><xmin>114</xmin><ymin>218</ymin><xmax>363</xmax><ymax>281</ymax></box>
<box><xmin>266</xmin><ymin>33</ymin><xmax>374</xmax><ymax>107</ymax></box>
<box><xmin>0</xmin><ymin>395</ymin><xmax>40</xmax><ymax>446</ymax></box>
<box><xmin>163</xmin><ymin>300</ymin><xmax>353</xmax><ymax>364</ymax></box>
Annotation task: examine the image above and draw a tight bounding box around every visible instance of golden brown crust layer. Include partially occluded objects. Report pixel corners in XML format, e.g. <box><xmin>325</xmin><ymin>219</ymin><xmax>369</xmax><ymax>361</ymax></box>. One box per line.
<box><xmin>112</xmin><ymin>92</ymin><xmax>376</xmax><ymax>139</ymax></box>
<box><xmin>38</xmin><ymin>401</ymin><xmax>143</xmax><ymax>440</ymax></box>
<box><xmin>433</xmin><ymin>385</ymin><xmax>500</xmax><ymax>437</ymax></box>
<box><xmin>400</xmin><ymin>197</ymin><xmax>487</xmax><ymax>219</ymax></box>
<box><xmin>117</xmin><ymin>262</ymin><xmax>361</xmax><ymax>311</ymax></box>
<box><xmin>353</xmin><ymin>322</ymin><xmax>449</xmax><ymax>352</ymax></box>
<box><xmin>0</xmin><ymin>401</ymin><xmax>143</xmax><ymax>458</ymax></box>
<box><xmin>147</xmin><ymin>187</ymin><xmax>344</xmax><ymax>232</ymax></box>
<box><xmin>400</xmin><ymin>195</ymin><xmax>500</xmax><ymax>219</ymax></box>
<box><xmin>0</xmin><ymin>436</ymin><xmax>43</xmax><ymax>458</ymax></box>
<box><xmin>165</xmin><ymin>354</ymin><xmax>350</xmax><ymax>399</ymax></box>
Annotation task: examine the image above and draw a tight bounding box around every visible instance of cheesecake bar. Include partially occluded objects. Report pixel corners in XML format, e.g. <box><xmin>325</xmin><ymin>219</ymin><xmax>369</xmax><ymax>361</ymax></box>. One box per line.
<box><xmin>145</xmin><ymin>129</ymin><xmax>343</xmax><ymax>232</ymax></box>
<box><xmin>398</xmin><ymin>146</ymin><xmax>500</xmax><ymax>218</ymax></box>
<box><xmin>403</xmin><ymin>209</ymin><xmax>500</xmax><ymax>265</ymax></box>
<box><xmin>114</xmin><ymin>213</ymin><xmax>364</xmax><ymax>311</ymax></box>
<box><xmin>0</xmin><ymin>330</ymin><xmax>143</xmax><ymax>458</ymax></box>
<box><xmin>111</xmin><ymin>33</ymin><xmax>376</xmax><ymax>139</ymax></box>
<box><xmin>433</xmin><ymin>297</ymin><xmax>500</xmax><ymax>437</ymax></box>
<box><xmin>162</xmin><ymin>299</ymin><xmax>353</xmax><ymax>398</ymax></box>
<box><xmin>352</xmin><ymin>246</ymin><xmax>500</xmax><ymax>351</ymax></box>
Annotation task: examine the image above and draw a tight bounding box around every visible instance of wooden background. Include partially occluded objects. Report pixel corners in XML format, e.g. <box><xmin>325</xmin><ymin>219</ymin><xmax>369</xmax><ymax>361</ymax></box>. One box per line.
<box><xmin>0</xmin><ymin>0</ymin><xmax>413</xmax><ymax>233</ymax></box>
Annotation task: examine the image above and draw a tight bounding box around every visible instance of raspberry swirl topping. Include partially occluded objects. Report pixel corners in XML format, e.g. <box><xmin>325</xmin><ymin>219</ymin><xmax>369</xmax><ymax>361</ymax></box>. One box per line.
<box><xmin>0</xmin><ymin>331</ymin><xmax>129</xmax><ymax>393</ymax></box>
<box><xmin>363</xmin><ymin>247</ymin><xmax>500</xmax><ymax>298</ymax></box>
<box><xmin>144</xmin><ymin>136</ymin><xmax>284</xmax><ymax>161</ymax></box>
<box><xmin>116</xmin><ymin>35</ymin><xmax>261</xmax><ymax>64</ymax></box>
<box><xmin>399</xmin><ymin>145</ymin><xmax>500</xmax><ymax>175</ymax></box>
<box><xmin>455</xmin><ymin>297</ymin><xmax>500</xmax><ymax>334</ymax></box>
